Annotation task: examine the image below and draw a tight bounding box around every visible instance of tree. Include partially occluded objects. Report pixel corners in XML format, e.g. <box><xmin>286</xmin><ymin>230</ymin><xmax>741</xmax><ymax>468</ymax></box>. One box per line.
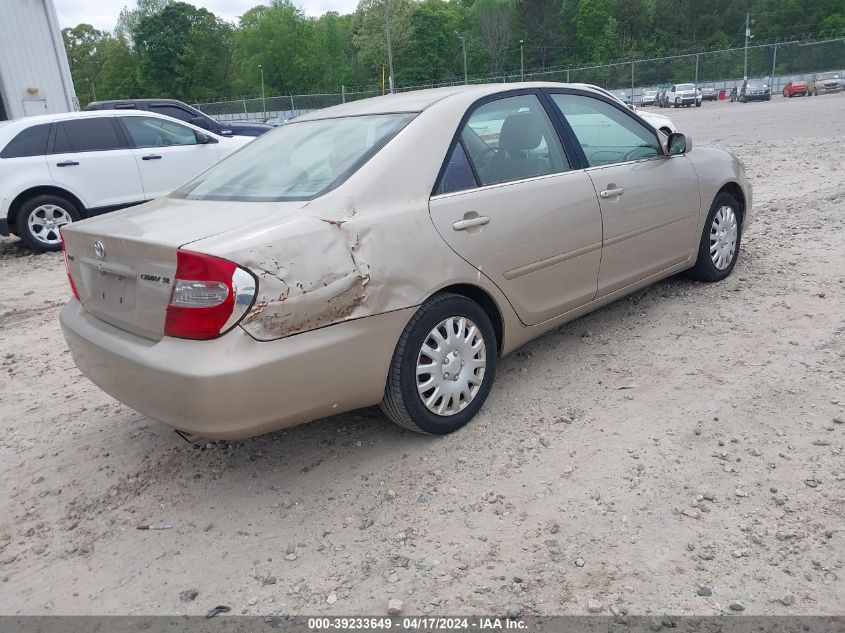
<box><xmin>133</xmin><ymin>2</ymin><xmax>234</xmax><ymax>101</ymax></box>
<box><xmin>474</xmin><ymin>0</ymin><xmax>515</xmax><ymax>75</ymax></box>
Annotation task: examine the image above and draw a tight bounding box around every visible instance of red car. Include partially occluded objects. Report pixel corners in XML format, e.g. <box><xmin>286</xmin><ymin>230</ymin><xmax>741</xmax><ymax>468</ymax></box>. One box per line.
<box><xmin>782</xmin><ymin>81</ymin><xmax>808</xmax><ymax>97</ymax></box>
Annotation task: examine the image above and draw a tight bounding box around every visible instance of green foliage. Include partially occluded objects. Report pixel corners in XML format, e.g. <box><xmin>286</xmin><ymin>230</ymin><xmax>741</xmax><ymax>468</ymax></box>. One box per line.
<box><xmin>63</xmin><ymin>0</ymin><xmax>845</xmax><ymax>104</ymax></box>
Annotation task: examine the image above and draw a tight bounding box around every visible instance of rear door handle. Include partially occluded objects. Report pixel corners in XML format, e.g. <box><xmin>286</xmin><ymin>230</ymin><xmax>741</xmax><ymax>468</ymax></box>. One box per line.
<box><xmin>142</xmin><ymin>154</ymin><xmax>162</xmax><ymax>161</ymax></box>
<box><xmin>600</xmin><ymin>187</ymin><xmax>625</xmax><ymax>199</ymax></box>
<box><xmin>453</xmin><ymin>216</ymin><xmax>490</xmax><ymax>231</ymax></box>
<box><xmin>56</xmin><ymin>160</ymin><xmax>79</xmax><ymax>167</ymax></box>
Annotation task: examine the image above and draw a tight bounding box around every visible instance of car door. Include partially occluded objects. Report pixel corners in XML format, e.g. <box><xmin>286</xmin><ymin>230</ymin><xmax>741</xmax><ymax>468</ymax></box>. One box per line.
<box><xmin>119</xmin><ymin>115</ymin><xmax>220</xmax><ymax>200</ymax></box>
<box><xmin>48</xmin><ymin>116</ymin><xmax>144</xmax><ymax>210</ymax></box>
<box><xmin>548</xmin><ymin>91</ymin><xmax>700</xmax><ymax>297</ymax></box>
<box><xmin>429</xmin><ymin>92</ymin><xmax>603</xmax><ymax>325</ymax></box>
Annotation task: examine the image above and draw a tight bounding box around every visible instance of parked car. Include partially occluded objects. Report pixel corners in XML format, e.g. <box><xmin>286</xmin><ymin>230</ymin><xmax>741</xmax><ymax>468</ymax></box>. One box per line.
<box><xmin>262</xmin><ymin>116</ymin><xmax>291</xmax><ymax>127</ymax></box>
<box><xmin>665</xmin><ymin>83</ymin><xmax>702</xmax><ymax>107</ymax></box>
<box><xmin>60</xmin><ymin>83</ymin><xmax>750</xmax><ymax>440</ymax></box>
<box><xmin>807</xmin><ymin>72</ymin><xmax>844</xmax><ymax>96</ymax></box>
<box><xmin>84</xmin><ymin>99</ymin><xmax>272</xmax><ymax>137</ymax></box>
<box><xmin>782</xmin><ymin>81</ymin><xmax>808</xmax><ymax>97</ymax></box>
<box><xmin>736</xmin><ymin>79</ymin><xmax>771</xmax><ymax>102</ymax></box>
<box><xmin>611</xmin><ymin>90</ymin><xmax>633</xmax><ymax>105</ymax></box>
<box><xmin>640</xmin><ymin>89</ymin><xmax>658</xmax><ymax>106</ymax></box>
<box><xmin>0</xmin><ymin>110</ymin><xmax>251</xmax><ymax>251</ymax></box>
<box><xmin>699</xmin><ymin>86</ymin><xmax>718</xmax><ymax>101</ymax></box>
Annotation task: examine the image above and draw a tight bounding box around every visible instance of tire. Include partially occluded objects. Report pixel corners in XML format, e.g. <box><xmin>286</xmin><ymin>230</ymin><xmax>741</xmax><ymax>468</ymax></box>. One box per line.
<box><xmin>783</xmin><ymin>90</ymin><xmax>788</xmax><ymax>97</ymax></box>
<box><xmin>381</xmin><ymin>293</ymin><xmax>497</xmax><ymax>435</ymax></box>
<box><xmin>17</xmin><ymin>193</ymin><xmax>80</xmax><ymax>253</ymax></box>
<box><xmin>696</xmin><ymin>101</ymin><xmax>701</xmax><ymax>107</ymax></box>
<box><xmin>686</xmin><ymin>191</ymin><xmax>743</xmax><ymax>283</ymax></box>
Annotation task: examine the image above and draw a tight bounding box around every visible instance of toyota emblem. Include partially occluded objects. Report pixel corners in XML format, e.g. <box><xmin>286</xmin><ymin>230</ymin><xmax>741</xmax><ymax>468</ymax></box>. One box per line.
<box><xmin>93</xmin><ymin>241</ymin><xmax>106</xmax><ymax>260</ymax></box>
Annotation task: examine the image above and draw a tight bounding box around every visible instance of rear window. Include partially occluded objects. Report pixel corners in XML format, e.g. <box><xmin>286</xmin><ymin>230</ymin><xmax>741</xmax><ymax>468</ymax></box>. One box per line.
<box><xmin>173</xmin><ymin>113</ymin><xmax>415</xmax><ymax>202</ymax></box>
<box><xmin>54</xmin><ymin>118</ymin><xmax>122</xmax><ymax>153</ymax></box>
<box><xmin>676</xmin><ymin>84</ymin><xmax>695</xmax><ymax>91</ymax></box>
<box><xmin>1</xmin><ymin>123</ymin><xmax>50</xmax><ymax>158</ymax></box>
<box><xmin>818</xmin><ymin>73</ymin><xmax>840</xmax><ymax>80</ymax></box>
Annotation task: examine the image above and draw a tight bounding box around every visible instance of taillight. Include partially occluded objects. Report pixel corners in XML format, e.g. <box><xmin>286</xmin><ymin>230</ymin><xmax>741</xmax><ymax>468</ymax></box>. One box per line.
<box><xmin>164</xmin><ymin>250</ymin><xmax>257</xmax><ymax>340</ymax></box>
<box><xmin>61</xmin><ymin>233</ymin><xmax>80</xmax><ymax>301</ymax></box>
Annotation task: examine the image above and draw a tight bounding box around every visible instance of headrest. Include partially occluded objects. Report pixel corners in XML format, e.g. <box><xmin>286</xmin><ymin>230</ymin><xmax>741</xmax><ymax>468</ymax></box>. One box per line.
<box><xmin>498</xmin><ymin>112</ymin><xmax>543</xmax><ymax>153</ymax></box>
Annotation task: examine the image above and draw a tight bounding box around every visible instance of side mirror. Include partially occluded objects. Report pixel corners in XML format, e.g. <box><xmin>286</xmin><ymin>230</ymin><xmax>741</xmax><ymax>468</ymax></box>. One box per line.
<box><xmin>195</xmin><ymin>131</ymin><xmax>218</xmax><ymax>144</ymax></box>
<box><xmin>667</xmin><ymin>132</ymin><xmax>691</xmax><ymax>155</ymax></box>
<box><xmin>189</xmin><ymin>116</ymin><xmax>210</xmax><ymax>130</ymax></box>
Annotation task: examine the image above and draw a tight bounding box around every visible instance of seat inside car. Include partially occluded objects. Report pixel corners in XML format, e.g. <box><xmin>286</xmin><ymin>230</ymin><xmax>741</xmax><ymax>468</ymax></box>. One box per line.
<box><xmin>486</xmin><ymin>112</ymin><xmax>550</xmax><ymax>183</ymax></box>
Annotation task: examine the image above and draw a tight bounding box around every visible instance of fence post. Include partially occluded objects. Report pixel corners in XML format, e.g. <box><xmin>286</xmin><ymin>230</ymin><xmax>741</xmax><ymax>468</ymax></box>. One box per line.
<box><xmin>290</xmin><ymin>94</ymin><xmax>295</xmax><ymax>116</ymax></box>
<box><xmin>341</xmin><ymin>85</ymin><xmax>346</xmax><ymax>104</ymax></box>
<box><xmin>695</xmin><ymin>53</ymin><xmax>699</xmax><ymax>86</ymax></box>
<box><xmin>242</xmin><ymin>97</ymin><xmax>247</xmax><ymax>116</ymax></box>
<box><xmin>771</xmin><ymin>43</ymin><xmax>778</xmax><ymax>89</ymax></box>
<box><xmin>631</xmin><ymin>61</ymin><xmax>635</xmax><ymax>100</ymax></box>
<box><xmin>566</xmin><ymin>68</ymin><xmax>570</xmax><ymax>83</ymax></box>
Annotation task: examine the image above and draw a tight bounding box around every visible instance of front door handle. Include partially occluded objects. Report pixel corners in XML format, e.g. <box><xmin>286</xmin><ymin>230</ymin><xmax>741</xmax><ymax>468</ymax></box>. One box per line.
<box><xmin>56</xmin><ymin>160</ymin><xmax>79</xmax><ymax>167</ymax></box>
<box><xmin>453</xmin><ymin>216</ymin><xmax>490</xmax><ymax>231</ymax></box>
<box><xmin>142</xmin><ymin>154</ymin><xmax>162</xmax><ymax>161</ymax></box>
<box><xmin>600</xmin><ymin>187</ymin><xmax>625</xmax><ymax>199</ymax></box>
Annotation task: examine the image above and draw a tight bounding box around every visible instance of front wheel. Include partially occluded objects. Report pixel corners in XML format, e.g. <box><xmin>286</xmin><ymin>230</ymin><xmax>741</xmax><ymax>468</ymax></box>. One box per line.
<box><xmin>686</xmin><ymin>192</ymin><xmax>742</xmax><ymax>283</ymax></box>
<box><xmin>17</xmin><ymin>194</ymin><xmax>80</xmax><ymax>252</ymax></box>
<box><xmin>381</xmin><ymin>293</ymin><xmax>497</xmax><ymax>434</ymax></box>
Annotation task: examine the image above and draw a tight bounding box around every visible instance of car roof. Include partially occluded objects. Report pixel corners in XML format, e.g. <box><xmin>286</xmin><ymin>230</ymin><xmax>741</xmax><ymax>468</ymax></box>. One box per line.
<box><xmin>87</xmin><ymin>98</ymin><xmax>187</xmax><ymax>107</ymax></box>
<box><xmin>294</xmin><ymin>82</ymin><xmax>614</xmax><ymax>122</ymax></box>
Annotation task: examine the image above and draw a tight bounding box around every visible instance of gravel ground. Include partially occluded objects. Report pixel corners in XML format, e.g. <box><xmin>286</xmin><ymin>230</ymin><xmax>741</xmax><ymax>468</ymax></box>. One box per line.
<box><xmin>1</xmin><ymin>94</ymin><xmax>843</xmax><ymax>617</ymax></box>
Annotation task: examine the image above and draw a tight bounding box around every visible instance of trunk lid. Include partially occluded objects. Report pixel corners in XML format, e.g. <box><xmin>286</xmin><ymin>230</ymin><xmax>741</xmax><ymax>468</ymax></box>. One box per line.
<box><xmin>62</xmin><ymin>197</ymin><xmax>306</xmax><ymax>340</ymax></box>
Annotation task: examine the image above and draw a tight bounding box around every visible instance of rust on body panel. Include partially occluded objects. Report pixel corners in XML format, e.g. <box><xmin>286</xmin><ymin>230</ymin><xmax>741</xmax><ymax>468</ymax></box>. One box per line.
<box><xmin>239</xmin><ymin>207</ymin><xmax>371</xmax><ymax>340</ymax></box>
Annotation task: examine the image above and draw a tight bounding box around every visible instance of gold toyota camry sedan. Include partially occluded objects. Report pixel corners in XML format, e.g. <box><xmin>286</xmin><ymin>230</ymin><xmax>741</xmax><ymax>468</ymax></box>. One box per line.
<box><xmin>60</xmin><ymin>83</ymin><xmax>751</xmax><ymax>439</ymax></box>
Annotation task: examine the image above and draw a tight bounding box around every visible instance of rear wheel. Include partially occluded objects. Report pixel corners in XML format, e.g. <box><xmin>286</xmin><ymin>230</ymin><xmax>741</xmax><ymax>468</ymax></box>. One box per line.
<box><xmin>381</xmin><ymin>293</ymin><xmax>497</xmax><ymax>435</ymax></box>
<box><xmin>686</xmin><ymin>192</ymin><xmax>742</xmax><ymax>283</ymax></box>
<box><xmin>17</xmin><ymin>194</ymin><xmax>80</xmax><ymax>253</ymax></box>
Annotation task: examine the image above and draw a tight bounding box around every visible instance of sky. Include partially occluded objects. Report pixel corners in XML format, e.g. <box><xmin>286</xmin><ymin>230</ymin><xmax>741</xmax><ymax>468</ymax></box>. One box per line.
<box><xmin>53</xmin><ymin>0</ymin><xmax>360</xmax><ymax>31</ymax></box>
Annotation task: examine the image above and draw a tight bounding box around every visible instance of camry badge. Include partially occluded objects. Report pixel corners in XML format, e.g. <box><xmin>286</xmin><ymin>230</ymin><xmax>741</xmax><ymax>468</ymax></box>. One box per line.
<box><xmin>93</xmin><ymin>241</ymin><xmax>106</xmax><ymax>260</ymax></box>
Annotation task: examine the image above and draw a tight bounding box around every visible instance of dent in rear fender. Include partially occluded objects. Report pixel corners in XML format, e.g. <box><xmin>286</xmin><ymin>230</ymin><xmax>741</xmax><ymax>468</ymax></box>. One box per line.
<box><xmin>238</xmin><ymin>206</ymin><xmax>371</xmax><ymax>341</ymax></box>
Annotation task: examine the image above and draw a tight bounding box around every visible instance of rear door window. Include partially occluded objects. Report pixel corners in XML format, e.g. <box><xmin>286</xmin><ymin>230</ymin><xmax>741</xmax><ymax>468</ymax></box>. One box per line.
<box><xmin>53</xmin><ymin>118</ymin><xmax>123</xmax><ymax>153</ymax></box>
<box><xmin>149</xmin><ymin>105</ymin><xmax>194</xmax><ymax>122</ymax></box>
<box><xmin>122</xmin><ymin>116</ymin><xmax>198</xmax><ymax>148</ymax></box>
<box><xmin>0</xmin><ymin>123</ymin><xmax>51</xmax><ymax>158</ymax></box>
<box><xmin>455</xmin><ymin>94</ymin><xmax>570</xmax><ymax>188</ymax></box>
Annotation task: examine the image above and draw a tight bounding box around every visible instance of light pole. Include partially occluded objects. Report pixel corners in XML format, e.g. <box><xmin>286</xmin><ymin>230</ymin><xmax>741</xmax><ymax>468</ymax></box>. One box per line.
<box><xmin>520</xmin><ymin>39</ymin><xmax>524</xmax><ymax>81</ymax></box>
<box><xmin>258</xmin><ymin>64</ymin><xmax>266</xmax><ymax>118</ymax></box>
<box><xmin>455</xmin><ymin>32</ymin><xmax>467</xmax><ymax>84</ymax></box>
<box><xmin>383</xmin><ymin>0</ymin><xmax>395</xmax><ymax>93</ymax></box>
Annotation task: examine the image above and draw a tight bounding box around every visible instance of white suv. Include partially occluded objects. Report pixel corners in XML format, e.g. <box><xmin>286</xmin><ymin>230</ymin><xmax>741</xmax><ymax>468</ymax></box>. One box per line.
<box><xmin>0</xmin><ymin>110</ymin><xmax>252</xmax><ymax>252</ymax></box>
<box><xmin>664</xmin><ymin>83</ymin><xmax>702</xmax><ymax>108</ymax></box>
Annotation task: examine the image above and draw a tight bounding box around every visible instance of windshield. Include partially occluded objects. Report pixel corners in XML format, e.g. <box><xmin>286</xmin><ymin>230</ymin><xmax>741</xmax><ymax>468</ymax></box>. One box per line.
<box><xmin>173</xmin><ymin>113</ymin><xmax>415</xmax><ymax>202</ymax></box>
<box><xmin>676</xmin><ymin>84</ymin><xmax>695</xmax><ymax>91</ymax></box>
<box><xmin>818</xmin><ymin>73</ymin><xmax>840</xmax><ymax>80</ymax></box>
<box><xmin>748</xmin><ymin>81</ymin><xmax>767</xmax><ymax>88</ymax></box>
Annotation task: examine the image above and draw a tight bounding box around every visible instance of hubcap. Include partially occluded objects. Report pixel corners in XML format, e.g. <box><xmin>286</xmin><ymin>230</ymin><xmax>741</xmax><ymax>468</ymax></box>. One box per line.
<box><xmin>709</xmin><ymin>205</ymin><xmax>738</xmax><ymax>270</ymax></box>
<box><xmin>28</xmin><ymin>204</ymin><xmax>72</xmax><ymax>245</ymax></box>
<box><xmin>416</xmin><ymin>317</ymin><xmax>486</xmax><ymax>416</ymax></box>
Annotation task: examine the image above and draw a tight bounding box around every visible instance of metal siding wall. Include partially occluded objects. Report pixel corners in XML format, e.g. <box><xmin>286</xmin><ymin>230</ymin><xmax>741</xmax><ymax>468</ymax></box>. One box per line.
<box><xmin>0</xmin><ymin>0</ymin><xmax>76</xmax><ymax>119</ymax></box>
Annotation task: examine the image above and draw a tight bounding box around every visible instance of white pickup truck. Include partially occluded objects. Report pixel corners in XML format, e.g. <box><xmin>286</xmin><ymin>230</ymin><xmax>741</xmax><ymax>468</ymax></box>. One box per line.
<box><xmin>664</xmin><ymin>83</ymin><xmax>702</xmax><ymax>108</ymax></box>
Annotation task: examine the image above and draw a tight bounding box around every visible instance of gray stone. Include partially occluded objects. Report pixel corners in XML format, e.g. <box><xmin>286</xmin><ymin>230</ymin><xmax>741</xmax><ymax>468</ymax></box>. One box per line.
<box><xmin>179</xmin><ymin>589</ymin><xmax>198</xmax><ymax>602</ymax></box>
<box><xmin>387</xmin><ymin>598</ymin><xmax>404</xmax><ymax>615</ymax></box>
<box><xmin>696</xmin><ymin>586</ymin><xmax>712</xmax><ymax>597</ymax></box>
<box><xmin>729</xmin><ymin>600</ymin><xmax>745</xmax><ymax>612</ymax></box>
<box><xmin>587</xmin><ymin>599</ymin><xmax>603</xmax><ymax>613</ymax></box>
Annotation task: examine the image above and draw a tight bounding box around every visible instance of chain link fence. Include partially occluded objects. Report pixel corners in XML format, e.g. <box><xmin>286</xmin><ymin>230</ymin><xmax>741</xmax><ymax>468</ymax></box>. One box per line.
<box><xmin>196</xmin><ymin>36</ymin><xmax>845</xmax><ymax>119</ymax></box>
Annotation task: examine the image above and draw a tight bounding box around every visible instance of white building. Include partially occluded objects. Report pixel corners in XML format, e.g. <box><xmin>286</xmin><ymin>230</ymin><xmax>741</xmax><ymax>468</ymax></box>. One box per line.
<box><xmin>0</xmin><ymin>0</ymin><xmax>77</xmax><ymax>120</ymax></box>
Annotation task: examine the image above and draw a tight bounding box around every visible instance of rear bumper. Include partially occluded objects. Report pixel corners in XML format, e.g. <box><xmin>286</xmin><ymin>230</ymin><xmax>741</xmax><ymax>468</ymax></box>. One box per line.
<box><xmin>60</xmin><ymin>300</ymin><xmax>415</xmax><ymax>439</ymax></box>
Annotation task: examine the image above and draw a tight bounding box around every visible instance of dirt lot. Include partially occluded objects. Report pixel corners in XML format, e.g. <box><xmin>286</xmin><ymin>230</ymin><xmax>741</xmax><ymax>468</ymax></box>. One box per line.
<box><xmin>1</xmin><ymin>94</ymin><xmax>844</xmax><ymax>618</ymax></box>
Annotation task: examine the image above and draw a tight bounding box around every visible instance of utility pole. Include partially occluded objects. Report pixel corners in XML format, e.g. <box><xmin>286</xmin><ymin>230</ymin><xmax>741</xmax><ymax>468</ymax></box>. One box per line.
<box><xmin>383</xmin><ymin>0</ymin><xmax>395</xmax><ymax>93</ymax></box>
<box><xmin>520</xmin><ymin>39</ymin><xmax>524</xmax><ymax>81</ymax></box>
<box><xmin>744</xmin><ymin>12</ymin><xmax>753</xmax><ymax>79</ymax></box>
<box><xmin>455</xmin><ymin>32</ymin><xmax>468</xmax><ymax>84</ymax></box>
<box><xmin>258</xmin><ymin>64</ymin><xmax>266</xmax><ymax>117</ymax></box>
